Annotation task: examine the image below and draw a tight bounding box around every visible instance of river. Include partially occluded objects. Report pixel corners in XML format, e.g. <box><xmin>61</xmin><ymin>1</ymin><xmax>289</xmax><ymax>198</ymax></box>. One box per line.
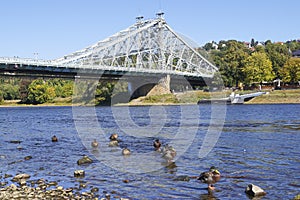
<box><xmin>0</xmin><ymin>104</ymin><xmax>299</xmax><ymax>199</ymax></box>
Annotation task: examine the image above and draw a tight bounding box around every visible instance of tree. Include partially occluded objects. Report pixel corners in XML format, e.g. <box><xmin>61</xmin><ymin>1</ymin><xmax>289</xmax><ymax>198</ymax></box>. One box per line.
<box><xmin>265</xmin><ymin>42</ymin><xmax>290</xmax><ymax>79</ymax></box>
<box><xmin>0</xmin><ymin>84</ymin><xmax>20</xmax><ymax>100</ymax></box>
<box><xmin>280</xmin><ymin>57</ymin><xmax>300</xmax><ymax>84</ymax></box>
<box><xmin>242</xmin><ymin>52</ymin><xmax>274</xmax><ymax>86</ymax></box>
<box><xmin>27</xmin><ymin>79</ymin><xmax>56</xmax><ymax>104</ymax></box>
<box><xmin>211</xmin><ymin>40</ymin><xmax>250</xmax><ymax>87</ymax></box>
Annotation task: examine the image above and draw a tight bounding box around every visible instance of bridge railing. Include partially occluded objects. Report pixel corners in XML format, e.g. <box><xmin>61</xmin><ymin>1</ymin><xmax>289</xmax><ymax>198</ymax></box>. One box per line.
<box><xmin>0</xmin><ymin>57</ymin><xmax>209</xmax><ymax>78</ymax></box>
<box><xmin>0</xmin><ymin>57</ymin><xmax>55</xmax><ymax>66</ymax></box>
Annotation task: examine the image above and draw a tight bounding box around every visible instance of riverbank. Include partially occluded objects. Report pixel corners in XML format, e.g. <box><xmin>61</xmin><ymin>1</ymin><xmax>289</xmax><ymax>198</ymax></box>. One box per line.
<box><xmin>119</xmin><ymin>89</ymin><xmax>300</xmax><ymax>105</ymax></box>
<box><xmin>1</xmin><ymin>89</ymin><xmax>300</xmax><ymax>106</ymax></box>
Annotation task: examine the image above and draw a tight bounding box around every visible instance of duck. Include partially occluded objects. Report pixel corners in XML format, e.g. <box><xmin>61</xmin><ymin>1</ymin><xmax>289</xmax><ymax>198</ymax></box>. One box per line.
<box><xmin>109</xmin><ymin>133</ymin><xmax>118</xmax><ymax>141</ymax></box>
<box><xmin>161</xmin><ymin>144</ymin><xmax>176</xmax><ymax>162</ymax></box>
<box><xmin>198</xmin><ymin>166</ymin><xmax>221</xmax><ymax>191</ymax></box>
<box><xmin>91</xmin><ymin>139</ymin><xmax>99</xmax><ymax>148</ymax></box>
<box><xmin>108</xmin><ymin>133</ymin><xmax>119</xmax><ymax>147</ymax></box>
<box><xmin>153</xmin><ymin>139</ymin><xmax>162</xmax><ymax>151</ymax></box>
<box><xmin>51</xmin><ymin>135</ymin><xmax>58</xmax><ymax>142</ymax></box>
<box><xmin>108</xmin><ymin>140</ymin><xmax>119</xmax><ymax>147</ymax></box>
<box><xmin>122</xmin><ymin>147</ymin><xmax>131</xmax><ymax>155</ymax></box>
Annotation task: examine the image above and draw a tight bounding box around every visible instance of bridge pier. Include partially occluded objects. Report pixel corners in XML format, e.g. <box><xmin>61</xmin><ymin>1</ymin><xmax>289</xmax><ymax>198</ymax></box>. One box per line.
<box><xmin>128</xmin><ymin>75</ymin><xmax>171</xmax><ymax>100</ymax></box>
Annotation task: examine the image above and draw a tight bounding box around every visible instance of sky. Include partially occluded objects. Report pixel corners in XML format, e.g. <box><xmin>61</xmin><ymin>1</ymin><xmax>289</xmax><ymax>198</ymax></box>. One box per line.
<box><xmin>0</xmin><ymin>0</ymin><xmax>299</xmax><ymax>60</ymax></box>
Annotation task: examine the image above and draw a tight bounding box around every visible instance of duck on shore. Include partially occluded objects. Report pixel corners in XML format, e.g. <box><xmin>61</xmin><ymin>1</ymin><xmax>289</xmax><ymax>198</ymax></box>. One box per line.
<box><xmin>198</xmin><ymin>166</ymin><xmax>221</xmax><ymax>191</ymax></box>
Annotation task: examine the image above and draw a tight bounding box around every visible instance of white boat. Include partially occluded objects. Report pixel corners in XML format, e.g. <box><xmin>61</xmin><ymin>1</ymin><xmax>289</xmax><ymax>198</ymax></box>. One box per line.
<box><xmin>198</xmin><ymin>91</ymin><xmax>266</xmax><ymax>104</ymax></box>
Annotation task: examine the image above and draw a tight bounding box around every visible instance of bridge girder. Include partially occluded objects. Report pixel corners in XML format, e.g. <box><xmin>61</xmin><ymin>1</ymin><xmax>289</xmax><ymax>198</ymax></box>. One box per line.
<box><xmin>55</xmin><ymin>16</ymin><xmax>218</xmax><ymax>78</ymax></box>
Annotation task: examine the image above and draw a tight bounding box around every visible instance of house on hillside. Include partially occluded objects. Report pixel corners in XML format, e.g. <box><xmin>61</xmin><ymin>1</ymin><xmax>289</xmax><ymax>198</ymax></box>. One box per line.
<box><xmin>292</xmin><ymin>50</ymin><xmax>300</xmax><ymax>57</ymax></box>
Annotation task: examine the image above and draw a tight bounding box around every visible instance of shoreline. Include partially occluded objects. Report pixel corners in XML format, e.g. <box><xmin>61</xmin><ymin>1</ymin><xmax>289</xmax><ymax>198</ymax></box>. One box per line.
<box><xmin>1</xmin><ymin>101</ymin><xmax>299</xmax><ymax>108</ymax></box>
<box><xmin>1</xmin><ymin>89</ymin><xmax>299</xmax><ymax>107</ymax></box>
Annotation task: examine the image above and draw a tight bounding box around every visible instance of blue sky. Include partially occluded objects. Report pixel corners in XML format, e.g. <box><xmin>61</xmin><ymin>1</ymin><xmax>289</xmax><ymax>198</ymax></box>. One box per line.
<box><xmin>0</xmin><ymin>0</ymin><xmax>299</xmax><ymax>60</ymax></box>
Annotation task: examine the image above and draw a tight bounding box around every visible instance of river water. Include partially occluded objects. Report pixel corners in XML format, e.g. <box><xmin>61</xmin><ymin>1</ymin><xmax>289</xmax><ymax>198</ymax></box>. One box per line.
<box><xmin>0</xmin><ymin>104</ymin><xmax>299</xmax><ymax>199</ymax></box>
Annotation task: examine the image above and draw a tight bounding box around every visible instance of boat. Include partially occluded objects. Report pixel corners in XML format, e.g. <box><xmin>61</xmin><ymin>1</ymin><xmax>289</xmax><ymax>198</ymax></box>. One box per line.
<box><xmin>198</xmin><ymin>91</ymin><xmax>267</xmax><ymax>105</ymax></box>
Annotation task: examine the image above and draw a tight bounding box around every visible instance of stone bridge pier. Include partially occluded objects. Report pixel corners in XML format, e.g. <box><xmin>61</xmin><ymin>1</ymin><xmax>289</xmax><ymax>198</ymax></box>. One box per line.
<box><xmin>128</xmin><ymin>75</ymin><xmax>171</xmax><ymax>100</ymax></box>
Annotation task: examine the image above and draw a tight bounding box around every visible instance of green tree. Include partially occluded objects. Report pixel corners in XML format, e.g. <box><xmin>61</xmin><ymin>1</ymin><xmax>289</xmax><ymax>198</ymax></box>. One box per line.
<box><xmin>265</xmin><ymin>42</ymin><xmax>290</xmax><ymax>79</ymax></box>
<box><xmin>0</xmin><ymin>90</ymin><xmax>3</xmax><ymax>104</ymax></box>
<box><xmin>0</xmin><ymin>84</ymin><xmax>20</xmax><ymax>100</ymax></box>
<box><xmin>27</xmin><ymin>79</ymin><xmax>56</xmax><ymax>104</ymax></box>
<box><xmin>280</xmin><ymin>57</ymin><xmax>300</xmax><ymax>84</ymax></box>
<box><xmin>212</xmin><ymin>40</ymin><xmax>250</xmax><ymax>87</ymax></box>
<box><xmin>286</xmin><ymin>40</ymin><xmax>300</xmax><ymax>52</ymax></box>
<box><xmin>242</xmin><ymin>52</ymin><xmax>274</xmax><ymax>86</ymax></box>
<box><xmin>95</xmin><ymin>81</ymin><xmax>116</xmax><ymax>105</ymax></box>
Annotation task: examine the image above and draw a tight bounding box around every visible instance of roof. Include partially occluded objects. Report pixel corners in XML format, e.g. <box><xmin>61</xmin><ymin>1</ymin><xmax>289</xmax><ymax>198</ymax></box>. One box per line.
<box><xmin>292</xmin><ymin>49</ymin><xmax>300</xmax><ymax>56</ymax></box>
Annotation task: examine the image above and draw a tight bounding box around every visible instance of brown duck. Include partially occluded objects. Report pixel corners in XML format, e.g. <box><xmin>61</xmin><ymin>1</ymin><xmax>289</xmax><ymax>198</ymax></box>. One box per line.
<box><xmin>198</xmin><ymin>166</ymin><xmax>221</xmax><ymax>191</ymax></box>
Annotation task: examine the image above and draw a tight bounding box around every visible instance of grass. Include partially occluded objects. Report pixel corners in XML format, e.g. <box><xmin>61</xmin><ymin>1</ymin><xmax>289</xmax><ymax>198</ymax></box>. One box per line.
<box><xmin>247</xmin><ymin>89</ymin><xmax>300</xmax><ymax>104</ymax></box>
<box><xmin>1</xmin><ymin>89</ymin><xmax>300</xmax><ymax>106</ymax></box>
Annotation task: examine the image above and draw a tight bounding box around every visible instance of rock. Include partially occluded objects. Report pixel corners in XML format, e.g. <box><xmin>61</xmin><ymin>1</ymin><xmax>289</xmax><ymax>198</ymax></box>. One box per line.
<box><xmin>19</xmin><ymin>179</ymin><xmax>27</xmax><ymax>186</ymax></box>
<box><xmin>77</xmin><ymin>156</ymin><xmax>93</xmax><ymax>165</ymax></box>
<box><xmin>74</xmin><ymin>170</ymin><xmax>85</xmax><ymax>177</ymax></box>
<box><xmin>12</xmin><ymin>174</ymin><xmax>30</xmax><ymax>182</ymax></box>
<box><xmin>4</xmin><ymin>174</ymin><xmax>13</xmax><ymax>179</ymax></box>
<box><xmin>91</xmin><ymin>187</ymin><xmax>99</xmax><ymax>193</ymax></box>
<box><xmin>294</xmin><ymin>194</ymin><xmax>300</xmax><ymax>200</ymax></box>
<box><xmin>245</xmin><ymin>184</ymin><xmax>266</xmax><ymax>197</ymax></box>
<box><xmin>57</xmin><ymin>186</ymin><xmax>63</xmax><ymax>191</ymax></box>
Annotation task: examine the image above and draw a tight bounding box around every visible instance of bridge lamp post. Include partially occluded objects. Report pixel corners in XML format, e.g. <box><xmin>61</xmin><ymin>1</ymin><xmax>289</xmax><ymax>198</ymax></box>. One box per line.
<box><xmin>33</xmin><ymin>52</ymin><xmax>39</xmax><ymax>60</ymax></box>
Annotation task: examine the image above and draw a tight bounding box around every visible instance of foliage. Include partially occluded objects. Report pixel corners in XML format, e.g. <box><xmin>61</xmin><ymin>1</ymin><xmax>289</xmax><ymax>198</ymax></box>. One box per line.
<box><xmin>0</xmin><ymin>90</ymin><xmax>3</xmax><ymax>104</ymax></box>
<box><xmin>280</xmin><ymin>57</ymin><xmax>300</xmax><ymax>84</ymax></box>
<box><xmin>265</xmin><ymin>42</ymin><xmax>290</xmax><ymax>78</ymax></box>
<box><xmin>242</xmin><ymin>52</ymin><xmax>274</xmax><ymax>85</ymax></box>
<box><xmin>0</xmin><ymin>83</ymin><xmax>20</xmax><ymax>100</ymax></box>
<box><xmin>27</xmin><ymin>79</ymin><xmax>56</xmax><ymax>104</ymax></box>
<box><xmin>143</xmin><ymin>94</ymin><xmax>179</xmax><ymax>104</ymax></box>
<box><xmin>211</xmin><ymin>40</ymin><xmax>250</xmax><ymax>87</ymax></box>
<box><xmin>0</xmin><ymin>78</ymin><xmax>20</xmax><ymax>100</ymax></box>
<box><xmin>19</xmin><ymin>79</ymin><xmax>32</xmax><ymax>103</ymax></box>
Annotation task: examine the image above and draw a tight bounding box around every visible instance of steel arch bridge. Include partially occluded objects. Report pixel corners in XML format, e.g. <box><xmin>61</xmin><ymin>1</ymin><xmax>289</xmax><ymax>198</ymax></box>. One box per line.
<box><xmin>0</xmin><ymin>14</ymin><xmax>218</xmax><ymax>80</ymax></box>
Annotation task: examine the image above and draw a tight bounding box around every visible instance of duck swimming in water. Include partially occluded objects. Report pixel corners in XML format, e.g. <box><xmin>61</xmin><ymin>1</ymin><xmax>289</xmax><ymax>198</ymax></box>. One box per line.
<box><xmin>153</xmin><ymin>139</ymin><xmax>162</xmax><ymax>151</ymax></box>
<box><xmin>51</xmin><ymin>135</ymin><xmax>58</xmax><ymax>142</ymax></box>
<box><xmin>161</xmin><ymin>144</ymin><xmax>176</xmax><ymax>163</ymax></box>
<box><xmin>122</xmin><ymin>147</ymin><xmax>131</xmax><ymax>155</ymax></box>
<box><xmin>198</xmin><ymin>166</ymin><xmax>221</xmax><ymax>191</ymax></box>
<box><xmin>109</xmin><ymin>133</ymin><xmax>118</xmax><ymax>141</ymax></box>
<box><xmin>91</xmin><ymin>139</ymin><xmax>99</xmax><ymax>148</ymax></box>
<box><xmin>108</xmin><ymin>133</ymin><xmax>119</xmax><ymax>147</ymax></box>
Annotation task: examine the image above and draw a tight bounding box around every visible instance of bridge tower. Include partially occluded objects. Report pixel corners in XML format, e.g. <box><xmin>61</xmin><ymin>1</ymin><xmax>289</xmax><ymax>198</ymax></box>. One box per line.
<box><xmin>53</xmin><ymin>13</ymin><xmax>218</xmax><ymax>99</ymax></box>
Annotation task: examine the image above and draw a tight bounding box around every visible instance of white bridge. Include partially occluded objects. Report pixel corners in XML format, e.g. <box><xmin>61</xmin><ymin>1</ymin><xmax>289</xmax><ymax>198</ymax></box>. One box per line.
<box><xmin>0</xmin><ymin>13</ymin><xmax>218</xmax><ymax>80</ymax></box>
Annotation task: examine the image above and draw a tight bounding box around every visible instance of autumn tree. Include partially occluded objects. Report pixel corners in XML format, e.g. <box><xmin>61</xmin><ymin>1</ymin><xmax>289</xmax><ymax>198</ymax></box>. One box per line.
<box><xmin>242</xmin><ymin>52</ymin><xmax>274</xmax><ymax>86</ymax></box>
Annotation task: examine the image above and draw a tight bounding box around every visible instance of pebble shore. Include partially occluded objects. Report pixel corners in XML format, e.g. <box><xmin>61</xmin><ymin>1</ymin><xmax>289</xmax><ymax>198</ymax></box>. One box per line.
<box><xmin>0</xmin><ymin>173</ymin><xmax>127</xmax><ymax>200</ymax></box>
